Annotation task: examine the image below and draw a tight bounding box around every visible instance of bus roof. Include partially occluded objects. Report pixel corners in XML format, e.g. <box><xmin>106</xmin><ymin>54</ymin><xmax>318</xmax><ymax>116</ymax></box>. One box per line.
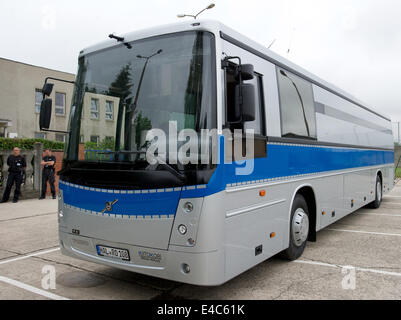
<box><xmin>79</xmin><ymin>20</ymin><xmax>391</xmax><ymax>122</ymax></box>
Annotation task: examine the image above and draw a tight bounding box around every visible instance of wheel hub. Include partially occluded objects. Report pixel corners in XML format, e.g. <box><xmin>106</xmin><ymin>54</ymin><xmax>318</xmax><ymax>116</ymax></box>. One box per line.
<box><xmin>377</xmin><ymin>181</ymin><xmax>382</xmax><ymax>202</ymax></box>
<box><xmin>292</xmin><ymin>209</ymin><xmax>309</xmax><ymax>247</ymax></box>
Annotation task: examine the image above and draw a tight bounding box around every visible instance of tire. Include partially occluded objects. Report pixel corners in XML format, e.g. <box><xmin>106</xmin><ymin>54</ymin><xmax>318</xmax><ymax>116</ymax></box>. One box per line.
<box><xmin>369</xmin><ymin>175</ymin><xmax>382</xmax><ymax>209</ymax></box>
<box><xmin>280</xmin><ymin>194</ymin><xmax>310</xmax><ymax>261</ymax></box>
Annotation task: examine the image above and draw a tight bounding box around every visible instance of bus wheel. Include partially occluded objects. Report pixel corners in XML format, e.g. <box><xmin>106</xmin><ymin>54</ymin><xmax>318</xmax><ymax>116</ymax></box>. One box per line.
<box><xmin>369</xmin><ymin>175</ymin><xmax>382</xmax><ymax>209</ymax></box>
<box><xmin>280</xmin><ymin>194</ymin><xmax>310</xmax><ymax>261</ymax></box>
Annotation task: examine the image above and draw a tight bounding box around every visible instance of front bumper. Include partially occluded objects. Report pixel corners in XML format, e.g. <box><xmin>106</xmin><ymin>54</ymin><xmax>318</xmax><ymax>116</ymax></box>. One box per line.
<box><xmin>59</xmin><ymin>231</ymin><xmax>225</xmax><ymax>286</ymax></box>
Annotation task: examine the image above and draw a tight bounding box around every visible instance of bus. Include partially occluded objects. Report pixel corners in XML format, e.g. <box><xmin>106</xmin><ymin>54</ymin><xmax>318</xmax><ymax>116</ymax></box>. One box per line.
<box><xmin>39</xmin><ymin>20</ymin><xmax>395</xmax><ymax>286</ymax></box>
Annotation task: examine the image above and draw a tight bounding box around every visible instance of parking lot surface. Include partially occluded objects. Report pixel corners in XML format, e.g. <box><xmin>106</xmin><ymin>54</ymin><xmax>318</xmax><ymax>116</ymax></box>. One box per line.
<box><xmin>0</xmin><ymin>181</ymin><xmax>400</xmax><ymax>300</ymax></box>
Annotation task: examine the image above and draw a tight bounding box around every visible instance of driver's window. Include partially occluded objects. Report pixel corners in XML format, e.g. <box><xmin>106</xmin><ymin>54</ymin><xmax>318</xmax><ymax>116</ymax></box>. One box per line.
<box><xmin>224</xmin><ymin>64</ymin><xmax>265</xmax><ymax>136</ymax></box>
<box><xmin>224</xmin><ymin>64</ymin><xmax>267</xmax><ymax>160</ymax></box>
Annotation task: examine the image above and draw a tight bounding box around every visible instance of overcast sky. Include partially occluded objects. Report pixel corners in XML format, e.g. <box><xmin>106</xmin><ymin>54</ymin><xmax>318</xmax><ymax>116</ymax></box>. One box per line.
<box><xmin>1</xmin><ymin>0</ymin><xmax>400</xmax><ymax>133</ymax></box>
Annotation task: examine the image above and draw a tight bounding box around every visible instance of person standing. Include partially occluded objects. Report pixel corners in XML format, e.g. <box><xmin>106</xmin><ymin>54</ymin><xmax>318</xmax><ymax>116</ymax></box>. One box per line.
<box><xmin>39</xmin><ymin>149</ymin><xmax>57</xmax><ymax>200</ymax></box>
<box><xmin>1</xmin><ymin>147</ymin><xmax>26</xmax><ymax>203</ymax></box>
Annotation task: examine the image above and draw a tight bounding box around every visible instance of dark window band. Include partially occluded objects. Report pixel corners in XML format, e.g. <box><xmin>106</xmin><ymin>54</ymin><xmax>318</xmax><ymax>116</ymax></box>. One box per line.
<box><xmin>315</xmin><ymin>103</ymin><xmax>393</xmax><ymax>135</ymax></box>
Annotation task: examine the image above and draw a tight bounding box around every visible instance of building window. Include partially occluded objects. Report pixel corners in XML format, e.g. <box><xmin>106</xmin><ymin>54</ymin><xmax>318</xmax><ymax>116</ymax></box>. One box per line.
<box><xmin>90</xmin><ymin>135</ymin><xmax>99</xmax><ymax>145</ymax></box>
<box><xmin>277</xmin><ymin>68</ymin><xmax>317</xmax><ymax>139</ymax></box>
<box><xmin>35</xmin><ymin>89</ymin><xmax>43</xmax><ymax>113</ymax></box>
<box><xmin>105</xmin><ymin>101</ymin><xmax>114</xmax><ymax>120</ymax></box>
<box><xmin>35</xmin><ymin>132</ymin><xmax>46</xmax><ymax>139</ymax></box>
<box><xmin>90</xmin><ymin>99</ymin><xmax>99</xmax><ymax>119</ymax></box>
<box><xmin>55</xmin><ymin>92</ymin><xmax>66</xmax><ymax>115</ymax></box>
<box><xmin>55</xmin><ymin>133</ymin><xmax>66</xmax><ymax>142</ymax></box>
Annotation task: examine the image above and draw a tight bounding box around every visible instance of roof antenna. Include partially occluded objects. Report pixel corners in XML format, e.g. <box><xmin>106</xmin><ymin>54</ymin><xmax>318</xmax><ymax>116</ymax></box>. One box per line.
<box><xmin>287</xmin><ymin>27</ymin><xmax>296</xmax><ymax>57</ymax></box>
<box><xmin>267</xmin><ymin>39</ymin><xmax>276</xmax><ymax>49</ymax></box>
<box><xmin>109</xmin><ymin>33</ymin><xmax>124</xmax><ymax>42</ymax></box>
<box><xmin>108</xmin><ymin>33</ymin><xmax>132</xmax><ymax>49</ymax></box>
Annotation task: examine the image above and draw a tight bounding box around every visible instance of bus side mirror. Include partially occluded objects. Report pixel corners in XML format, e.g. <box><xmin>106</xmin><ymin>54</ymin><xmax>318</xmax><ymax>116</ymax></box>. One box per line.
<box><xmin>40</xmin><ymin>98</ymin><xmax>52</xmax><ymax>130</ymax></box>
<box><xmin>235</xmin><ymin>83</ymin><xmax>256</xmax><ymax>122</ymax></box>
<box><xmin>240</xmin><ymin>64</ymin><xmax>254</xmax><ymax>81</ymax></box>
<box><xmin>42</xmin><ymin>83</ymin><xmax>54</xmax><ymax>96</ymax></box>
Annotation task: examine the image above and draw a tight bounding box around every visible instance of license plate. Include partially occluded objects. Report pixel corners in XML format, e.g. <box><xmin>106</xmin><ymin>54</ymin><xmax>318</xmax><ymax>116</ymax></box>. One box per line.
<box><xmin>96</xmin><ymin>245</ymin><xmax>130</xmax><ymax>261</ymax></box>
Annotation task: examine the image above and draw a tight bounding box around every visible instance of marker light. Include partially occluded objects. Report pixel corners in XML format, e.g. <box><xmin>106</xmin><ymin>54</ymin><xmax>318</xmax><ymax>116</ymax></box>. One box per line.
<box><xmin>178</xmin><ymin>224</ymin><xmax>187</xmax><ymax>235</ymax></box>
<box><xmin>182</xmin><ymin>263</ymin><xmax>191</xmax><ymax>274</ymax></box>
<box><xmin>183</xmin><ymin>202</ymin><xmax>194</xmax><ymax>213</ymax></box>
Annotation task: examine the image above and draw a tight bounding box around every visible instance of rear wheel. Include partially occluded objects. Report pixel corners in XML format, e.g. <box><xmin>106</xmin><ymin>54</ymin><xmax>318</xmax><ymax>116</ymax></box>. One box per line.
<box><xmin>369</xmin><ymin>175</ymin><xmax>382</xmax><ymax>209</ymax></box>
<box><xmin>280</xmin><ymin>194</ymin><xmax>310</xmax><ymax>261</ymax></box>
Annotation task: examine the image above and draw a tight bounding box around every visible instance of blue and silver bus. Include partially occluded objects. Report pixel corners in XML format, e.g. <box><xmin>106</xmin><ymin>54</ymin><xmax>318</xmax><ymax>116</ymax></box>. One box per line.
<box><xmin>40</xmin><ymin>20</ymin><xmax>395</xmax><ymax>286</ymax></box>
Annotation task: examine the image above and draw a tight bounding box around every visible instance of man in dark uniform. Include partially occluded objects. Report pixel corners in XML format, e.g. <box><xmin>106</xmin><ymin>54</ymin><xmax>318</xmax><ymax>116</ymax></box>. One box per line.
<box><xmin>39</xmin><ymin>149</ymin><xmax>57</xmax><ymax>200</ymax></box>
<box><xmin>1</xmin><ymin>147</ymin><xmax>26</xmax><ymax>203</ymax></box>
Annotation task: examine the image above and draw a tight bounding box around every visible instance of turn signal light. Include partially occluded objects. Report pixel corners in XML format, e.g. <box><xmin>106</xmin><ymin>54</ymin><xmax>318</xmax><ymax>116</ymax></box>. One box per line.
<box><xmin>270</xmin><ymin>232</ymin><xmax>276</xmax><ymax>238</ymax></box>
<box><xmin>259</xmin><ymin>190</ymin><xmax>266</xmax><ymax>197</ymax></box>
<box><xmin>322</xmin><ymin>211</ymin><xmax>326</xmax><ymax>215</ymax></box>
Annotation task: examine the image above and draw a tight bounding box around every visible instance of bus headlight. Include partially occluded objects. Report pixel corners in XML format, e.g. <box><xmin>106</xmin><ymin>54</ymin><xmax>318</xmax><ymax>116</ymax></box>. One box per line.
<box><xmin>178</xmin><ymin>224</ymin><xmax>187</xmax><ymax>235</ymax></box>
<box><xmin>183</xmin><ymin>202</ymin><xmax>194</xmax><ymax>213</ymax></box>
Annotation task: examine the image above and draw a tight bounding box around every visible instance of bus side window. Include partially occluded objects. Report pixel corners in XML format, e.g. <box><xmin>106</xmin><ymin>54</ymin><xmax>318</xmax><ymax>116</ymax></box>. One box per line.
<box><xmin>277</xmin><ymin>67</ymin><xmax>317</xmax><ymax>140</ymax></box>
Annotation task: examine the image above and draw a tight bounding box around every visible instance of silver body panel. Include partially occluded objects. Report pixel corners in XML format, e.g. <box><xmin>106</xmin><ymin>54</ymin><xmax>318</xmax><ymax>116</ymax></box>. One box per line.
<box><xmin>59</xmin><ymin>20</ymin><xmax>395</xmax><ymax>286</ymax></box>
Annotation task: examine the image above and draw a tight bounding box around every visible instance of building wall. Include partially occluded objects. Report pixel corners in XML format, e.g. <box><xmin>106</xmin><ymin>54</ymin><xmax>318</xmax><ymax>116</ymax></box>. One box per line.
<box><xmin>80</xmin><ymin>92</ymin><xmax>121</xmax><ymax>144</ymax></box>
<box><xmin>0</xmin><ymin>58</ymin><xmax>75</xmax><ymax>141</ymax></box>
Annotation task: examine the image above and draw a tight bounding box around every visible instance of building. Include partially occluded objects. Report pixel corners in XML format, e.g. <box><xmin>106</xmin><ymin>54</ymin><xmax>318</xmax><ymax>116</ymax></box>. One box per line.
<box><xmin>0</xmin><ymin>57</ymin><xmax>75</xmax><ymax>142</ymax></box>
<box><xmin>80</xmin><ymin>92</ymin><xmax>121</xmax><ymax>146</ymax></box>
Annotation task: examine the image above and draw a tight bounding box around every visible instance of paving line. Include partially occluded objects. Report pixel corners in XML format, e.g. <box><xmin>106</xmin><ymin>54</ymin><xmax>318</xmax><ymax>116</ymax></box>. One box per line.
<box><xmin>0</xmin><ymin>248</ymin><xmax>60</xmax><ymax>265</ymax></box>
<box><xmin>0</xmin><ymin>276</ymin><xmax>69</xmax><ymax>300</ymax></box>
<box><xmin>295</xmin><ymin>260</ymin><xmax>401</xmax><ymax>278</ymax></box>
<box><xmin>0</xmin><ymin>212</ymin><xmax>57</xmax><ymax>223</ymax></box>
<box><xmin>327</xmin><ymin>228</ymin><xmax>401</xmax><ymax>237</ymax></box>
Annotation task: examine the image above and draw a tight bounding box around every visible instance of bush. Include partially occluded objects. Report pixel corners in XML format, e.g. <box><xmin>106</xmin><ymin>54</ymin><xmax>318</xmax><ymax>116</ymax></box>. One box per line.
<box><xmin>0</xmin><ymin>138</ymin><xmax>64</xmax><ymax>151</ymax></box>
<box><xmin>85</xmin><ymin>137</ymin><xmax>115</xmax><ymax>151</ymax></box>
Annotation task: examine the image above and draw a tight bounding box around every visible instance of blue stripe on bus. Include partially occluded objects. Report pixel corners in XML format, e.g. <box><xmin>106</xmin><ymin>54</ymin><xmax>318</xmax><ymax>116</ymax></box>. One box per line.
<box><xmin>61</xmin><ymin>136</ymin><xmax>394</xmax><ymax>215</ymax></box>
<box><xmin>60</xmin><ymin>182</ymin><xmax>182</xmax><ymax>217</ymax></box>
<box><xmin>180</xmin><ymin>137</ymin><xmax>394</xmax><ymax>198</ymax></box>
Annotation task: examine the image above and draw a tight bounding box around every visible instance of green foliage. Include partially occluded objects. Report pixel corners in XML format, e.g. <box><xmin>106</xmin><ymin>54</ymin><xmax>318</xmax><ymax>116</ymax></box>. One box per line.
<box><xmin>396</xmin><ymin>168</ymin><xmax>401</xmax><ymax>179</ymax></box>
<box><xmin>0</xmin><ymin>138</ymin><xmax>64</xmax><ymax>151</ymax></box>
<box><xmin>85</xmin><ymin>137</ymin><xmax>116</xmax><ymax>151</ymax></box>
<box><xmin>134</xmin><ymin>112</ymin><xmax>152</xmax><ymax>148</ymax></box>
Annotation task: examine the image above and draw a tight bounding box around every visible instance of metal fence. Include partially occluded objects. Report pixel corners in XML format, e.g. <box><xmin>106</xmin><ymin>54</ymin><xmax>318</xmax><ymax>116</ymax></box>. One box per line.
<box><xmin>395</xmin><ymin>146</ymin><xmax>401</xmax><ymax>179</ymax></box>
<box><xmin>0</xmin><ymin>143</ymin><xmax>43</xmax><ymax>198</ymax></box>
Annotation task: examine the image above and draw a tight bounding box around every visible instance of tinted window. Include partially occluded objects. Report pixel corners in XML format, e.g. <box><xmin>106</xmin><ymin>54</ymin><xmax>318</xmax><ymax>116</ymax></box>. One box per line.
<box><xmin>244</xmin><ymin>75</ymin><xmax>265</xmax><ymax>135</ymax></box>
<box><xmin>225</xmin><ymin>66</ymin><xmax>265</xmax><ymax>135</ymax></box>
<box><xmin>277</xmin><ymin>68</ymin><xmax>316</xmax><ymax>139</ymax></box>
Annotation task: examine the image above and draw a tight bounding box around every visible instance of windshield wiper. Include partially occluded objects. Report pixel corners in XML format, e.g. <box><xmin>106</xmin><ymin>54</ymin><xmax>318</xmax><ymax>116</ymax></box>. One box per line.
<box><xmin>96</xmin><ymin>151</ymin><xmax>186</xmax><ymax>182</ymax></box>
<box><xmin>146</xmin><ymin>157</ymin><xmax>186</xmax><ymax>182</ymax></box>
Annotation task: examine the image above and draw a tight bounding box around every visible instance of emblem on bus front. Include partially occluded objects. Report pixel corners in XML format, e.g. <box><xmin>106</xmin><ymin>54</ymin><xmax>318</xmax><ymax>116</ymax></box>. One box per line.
<box><xmin>101</xmin><ymin>199</ymin><xmax>118</xmax><ymax>213</ymax></box>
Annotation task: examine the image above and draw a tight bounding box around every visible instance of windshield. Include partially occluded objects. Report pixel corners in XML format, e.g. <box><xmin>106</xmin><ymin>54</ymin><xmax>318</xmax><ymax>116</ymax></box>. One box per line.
<box><xmin>65</xmin><ymin>31</ymin><xmax>216</xmax><ymax>170</ymax></box>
